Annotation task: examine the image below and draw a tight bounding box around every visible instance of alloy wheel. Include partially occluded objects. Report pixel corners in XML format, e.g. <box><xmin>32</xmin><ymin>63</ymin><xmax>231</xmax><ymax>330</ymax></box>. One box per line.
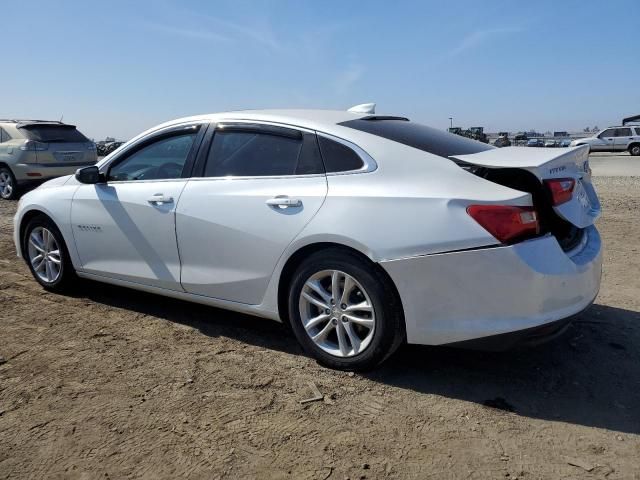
<box><xmin>298</xmin><ymin>269</ymin><xmax>376</xmax><ymax>357</ymax></box>
<box><xmin>0</xmin><ymin>171</ymin><xmax>13</xmax><ymax>199</ymax></box>
<box><xmin>27</xmin><ymin>227</ymin><xmax>62</xmax><ymax>283</ymax></box>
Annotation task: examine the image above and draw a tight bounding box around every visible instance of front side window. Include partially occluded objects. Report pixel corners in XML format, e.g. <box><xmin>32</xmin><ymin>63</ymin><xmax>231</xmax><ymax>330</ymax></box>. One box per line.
<box><xmin>204</xmin><ymin>129</ymin><xmax>323</xmax><ymax>177</ymax></box>
<box><xmin>599</xmin><ymin>129</ymin><xmax>616</xmax><ymax>138</ymax></box>
<box><xmin>616</xmin><ymin>128</ymin><xmax>632</xmax><ymax>137</ymax></box>
<box><xmin>108</xmin><ymin>132</ymin><xmax>197</xmax><ymax>181</ymax></box>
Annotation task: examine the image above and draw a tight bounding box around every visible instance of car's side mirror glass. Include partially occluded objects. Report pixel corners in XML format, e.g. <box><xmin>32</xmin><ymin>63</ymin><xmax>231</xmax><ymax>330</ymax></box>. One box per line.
<box><xmin>75</xmin><ymin>166</ymin><xmax>103</xmax><ymax>184</ymax></box>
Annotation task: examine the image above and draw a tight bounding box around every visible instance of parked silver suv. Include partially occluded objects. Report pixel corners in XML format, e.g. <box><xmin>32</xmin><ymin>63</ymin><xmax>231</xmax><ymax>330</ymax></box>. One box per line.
<box><xmin>570</xmin><ymin>126</ymin><xmax>640</xmax><ymax>156</ymax></box>
<box><xmin>0</xmin><ymin>120</ymin><xmax>97</xmax><ymax>199</ymax></box>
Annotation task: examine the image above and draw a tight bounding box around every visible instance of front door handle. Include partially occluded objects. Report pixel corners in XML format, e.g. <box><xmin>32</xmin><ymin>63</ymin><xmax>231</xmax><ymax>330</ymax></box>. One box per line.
<box><xmin>266</xmin><ymin>196</ymin><xmax>302</xmax><ymax>208</ymax></box>
<box><xmin>147</xmin><ymin>194</ymin><xmax>174</xmax><ymax>205</ymax></box>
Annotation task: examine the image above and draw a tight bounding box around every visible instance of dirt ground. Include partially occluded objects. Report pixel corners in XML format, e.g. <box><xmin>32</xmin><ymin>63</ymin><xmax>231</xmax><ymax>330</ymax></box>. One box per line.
<box><xmin>1</xmin><ymin>176</ymin><xmax>639</xmax><ymax>479</ymax></box>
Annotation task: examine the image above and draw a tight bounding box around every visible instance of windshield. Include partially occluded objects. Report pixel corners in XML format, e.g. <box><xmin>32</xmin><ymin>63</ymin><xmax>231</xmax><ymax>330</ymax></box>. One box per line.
<box><xmin>20</xmin><ymin>124</ymin><xmax>89</xmax><ymax>143</ymax></box>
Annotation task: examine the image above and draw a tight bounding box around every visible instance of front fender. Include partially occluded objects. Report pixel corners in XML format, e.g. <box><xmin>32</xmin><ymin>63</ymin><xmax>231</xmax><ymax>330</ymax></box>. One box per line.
<box><xmin>14</xmin><ymin>184</ymin><xmax>81</xmax><ymax>268</ymax></box>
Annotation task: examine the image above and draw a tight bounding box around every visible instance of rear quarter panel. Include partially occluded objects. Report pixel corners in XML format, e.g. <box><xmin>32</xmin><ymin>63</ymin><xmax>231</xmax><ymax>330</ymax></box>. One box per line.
<box><xmin>257</xmin><ymin>135</ymin><xmax>533</xmax><ymax>315</ymax></box>
<box><xmin>300</xmin><ymin>137</ymin><xmax>532</xmax><ymax>261</ymax></box>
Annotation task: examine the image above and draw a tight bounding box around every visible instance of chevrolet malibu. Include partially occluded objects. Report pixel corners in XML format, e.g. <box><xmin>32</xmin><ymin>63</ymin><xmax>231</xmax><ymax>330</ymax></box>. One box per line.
<box><xmin>13</xmin><ymin>105</ymin><xmax>602</xmax><ymax>370</ymax></box>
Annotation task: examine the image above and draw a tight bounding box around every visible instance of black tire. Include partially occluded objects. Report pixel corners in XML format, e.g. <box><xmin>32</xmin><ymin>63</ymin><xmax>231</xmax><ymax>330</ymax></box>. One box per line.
<box><xmin>0</xmin><ymin>166</ymin><xmax>19</xmax><ymax>200</ymax></box>
<box><xmin>288</xmin><ymin>249</ymin><xmax>405</xmax><ymax>371</ymax></box>
<box><xmin>22</xmin><ymin>214</ymin><xmax>76</xmax><ymax>292</ymax></box>
<box><xmin>629</xmin><ymin>144</ymin><xmax>640</xmax><ymax>157</ymax></box>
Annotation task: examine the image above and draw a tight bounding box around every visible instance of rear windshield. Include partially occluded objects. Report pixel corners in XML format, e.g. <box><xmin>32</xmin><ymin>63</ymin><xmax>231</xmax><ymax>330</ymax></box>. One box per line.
<box><xmin>19</xmin><ymin>124</ymin><xmax>89</xmax><ymax>143</ymax></box>
<box><xmin>338</xmin><ymin>118</ymin><xmax>494</xmax><ymax>158</ymax></box>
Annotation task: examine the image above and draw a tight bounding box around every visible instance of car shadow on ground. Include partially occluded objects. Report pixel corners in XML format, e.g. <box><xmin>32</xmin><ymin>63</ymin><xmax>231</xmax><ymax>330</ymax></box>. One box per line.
<box><xmin>74</xmin><ymin>281</ymin><xmax>640</xmax><ymax>435</ymax></box>
<box><xmin>367</xmin><ymin>303</ymin><xmax>640</xmax><ymax>435</ymax></box>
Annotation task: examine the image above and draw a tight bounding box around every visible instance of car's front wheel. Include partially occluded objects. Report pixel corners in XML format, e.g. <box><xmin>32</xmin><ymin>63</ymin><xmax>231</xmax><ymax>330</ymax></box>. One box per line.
<box><xmin>0</xmin><ymin>166</ymin><xmax>18</xmax><ymax>200</ymax></box>
<box><xmin>288</xmin><ymin>249</ymin><xmax>404</xmax><ymax>370</ymax></box>
<box><xmin>23</xmin><ymin>215</ymin><xmax>76</xmax><ymax>292</ymax></box>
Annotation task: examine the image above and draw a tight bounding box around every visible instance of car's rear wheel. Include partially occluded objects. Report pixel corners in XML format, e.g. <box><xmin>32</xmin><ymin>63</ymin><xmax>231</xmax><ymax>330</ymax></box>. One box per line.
<box><xmin>0</xmin><ymin>167</ymin><xmax>18</xmax><ymax>200</ymax></box>
<box><xmin>23</xmin><ymin>215</ymin><xmax>76</xmax><ymax>292</ymax></box>
<box><xmin>629</xmin><ymin>144</ymin><xmax>640</xmax><ymax>156</ymax></box>
<box><xmin>288</xmin><ymin>249</ymin><xmax>404</xmax><ymax>371</ymax></box>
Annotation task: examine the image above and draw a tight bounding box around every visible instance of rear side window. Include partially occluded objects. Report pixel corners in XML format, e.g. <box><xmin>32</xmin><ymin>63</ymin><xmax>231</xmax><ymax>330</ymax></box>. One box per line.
<box><xmin>205</xmin><ymin>129</ymin><xmax>323</xmax><ymax>177</ymax></box>
<box><xmin>0</xmin><ymin>128</ymin><xmax>12</xmax><ymax>143</ymax></box>
<box><xmin>19</xmin><ymin>124</ymin><xmax>89</xmax><ymax>143</ymax></box>
<box><xmin>616</xmin><ymin>128</ymin><xmax>632</xmax><ymax>137</ymax></box>
<box><xmin>318</xmin><ymin>136</ymin><xmax>364</xmax><ymax>172</ymax></box>
<box><xmin>338</xmin><ymin>118</ymin><xmax>493</xmax><ymax>158</ymax></box>
<box><xmin>636</xmin><ymin>128</ymin><xmax>640</xmax><ymax>136</ymax></box>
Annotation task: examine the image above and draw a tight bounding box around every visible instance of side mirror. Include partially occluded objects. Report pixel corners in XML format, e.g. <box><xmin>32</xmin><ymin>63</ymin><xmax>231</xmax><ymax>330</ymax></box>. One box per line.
<box><xmin>75</xmin><ymin>166</ymin><xmax>103</xmax><ymax>184</ymax></box>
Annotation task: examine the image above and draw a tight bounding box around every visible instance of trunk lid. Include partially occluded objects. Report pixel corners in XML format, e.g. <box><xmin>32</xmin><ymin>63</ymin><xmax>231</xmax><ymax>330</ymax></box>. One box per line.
<box><xmin>37</xmin><ymin>142</ymin><xmax>97</xmax><ymax>165</ymax></box>
<box><xmin>451</xmin><ymin>145</ymin><xmax>600</xmax><ymax>228</ymax></box>
<box><xmin>18</xmin><ymin>123</ymin><xmax>97</xmax><ymax>165</ymax></box>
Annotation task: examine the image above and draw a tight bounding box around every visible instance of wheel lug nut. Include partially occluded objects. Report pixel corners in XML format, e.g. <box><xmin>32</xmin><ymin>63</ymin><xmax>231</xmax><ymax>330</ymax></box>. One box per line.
<box><xmin>325</xmin><ymin>309</ymin><xmax>330</xmax><ymax>314</ymax></box>
<box><xmin>341</xmin><ymin>316</ymin><xmax>348</xmax><ymax>323</ymax></box>
<box><xmin>330</xmin><ymin>299</ymin><xmax>335</xmax><ymax>305</ymax></box>
<box><xmin>340</xmin><ymin>304</ymin><xmax>347</xmax><ymax>309</ymax></box>
<box><xmin>331</xmin><ymin>318</ymin><xmax>338</xmax><ymax>325</ymax></box>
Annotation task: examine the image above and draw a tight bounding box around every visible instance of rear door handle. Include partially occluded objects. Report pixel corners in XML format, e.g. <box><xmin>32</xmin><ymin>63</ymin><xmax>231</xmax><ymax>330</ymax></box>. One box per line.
<box><xmin>266</xmin><ymin>196</ymin><xmax>302</xmax><ymax>208</ymax></box>
<box><xmin>147</xmin><ymin>194</ymin><xmax>174</xmax><ymax>205</ymax></box>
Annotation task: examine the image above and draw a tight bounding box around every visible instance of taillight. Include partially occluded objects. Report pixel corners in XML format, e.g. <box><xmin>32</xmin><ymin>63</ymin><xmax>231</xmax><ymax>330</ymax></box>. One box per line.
<box><xmin>544</xmin><ymin>178</ymin><xmax>575</xmax><ymax>206</ymax></box>
<box><xmin>467</xmin><ymin>205</ymin><xmax>540</xmax><ymax>244</ymax></box>
<box><xmin>20</xmin><ymin>140</ymin><xmax>48</xmax><ymax>151</ymax></box>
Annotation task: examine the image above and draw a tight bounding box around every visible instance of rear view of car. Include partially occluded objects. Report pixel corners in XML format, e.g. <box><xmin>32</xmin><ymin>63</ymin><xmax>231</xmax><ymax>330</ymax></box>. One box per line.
<box><xmin>0</xmin><ymin>120</ymin><xmax>97</xmax><ymax>200</ymax></box>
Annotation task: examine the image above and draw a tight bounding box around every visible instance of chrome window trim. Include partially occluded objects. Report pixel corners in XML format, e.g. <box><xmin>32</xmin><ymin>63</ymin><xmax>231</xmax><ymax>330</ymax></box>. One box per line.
<box><xmin>98</xmin><ymin>118</ymin><xmax>377</xmax><ymax>182</ymax></box>
<box><xmin>188</xmin><ymin>173</ymin><xmax>326</xmax><ymax>182</ymax></box>
<box><xmin>315</xmin><ymin>132</ymin><xmax>378</xmax><ymax>175</ymax></box>
<box><xmin>102</xmin><ymin>178</ymin><xmax>190</xmax><ymax>185</ymax></box>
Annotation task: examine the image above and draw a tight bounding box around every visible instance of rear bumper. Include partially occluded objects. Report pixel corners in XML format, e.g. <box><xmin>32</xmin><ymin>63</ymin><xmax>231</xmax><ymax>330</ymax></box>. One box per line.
<box><xmin>12</xmin><ymin>161</ymin><xmax>96</xmax><ymax>182</ymax></box>
<box><xmin>380</xmin><ymin>226</ymin><xmax>602</xmax><ymax>346</ymax></box>
<box><xmin>445</xmin><ymin>315</ymin><xmax>576</xmax><ymax>351</ymax></box>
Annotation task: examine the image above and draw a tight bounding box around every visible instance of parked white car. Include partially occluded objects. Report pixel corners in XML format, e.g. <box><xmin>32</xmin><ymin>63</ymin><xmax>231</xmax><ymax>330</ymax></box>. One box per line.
<box><xmin>570</xmin><ymin>126</ymin><xmax>640</xmax><ymax>155</ymax></box>
<box><xmin>13</xmin><ymin>106</ymin><xmax>602</xmax><ymax>370</ymax></box>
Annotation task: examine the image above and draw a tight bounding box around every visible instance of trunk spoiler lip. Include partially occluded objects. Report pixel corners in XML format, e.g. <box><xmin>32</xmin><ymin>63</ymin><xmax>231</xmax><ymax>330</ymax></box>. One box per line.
<box><xmin>17</xmin><ymin>122</ymin><xmax>77</xmax><ymax>129</ymax></box>
<box><xmin>449</xmin><ymin>144</ymin><xmax>589</xmax><ymax>169</ymax></box>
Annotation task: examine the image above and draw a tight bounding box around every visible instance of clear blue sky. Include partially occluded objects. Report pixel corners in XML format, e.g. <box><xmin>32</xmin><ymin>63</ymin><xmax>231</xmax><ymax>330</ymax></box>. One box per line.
<box><xmin>3</xmin><ymin>0</ymin><xmax>639</xmax><ymax>140</ymax></box>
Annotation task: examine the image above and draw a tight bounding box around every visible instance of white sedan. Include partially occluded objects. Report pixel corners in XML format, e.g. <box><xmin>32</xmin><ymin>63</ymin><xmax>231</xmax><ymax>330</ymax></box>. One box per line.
<box><xmin>13</xmin><ymin>105</ymin><xmax>602</xmax><ymax>370</ymax></box>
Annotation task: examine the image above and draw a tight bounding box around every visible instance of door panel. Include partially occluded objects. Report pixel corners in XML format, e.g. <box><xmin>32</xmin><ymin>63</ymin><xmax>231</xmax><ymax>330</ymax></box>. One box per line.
<box><xmin>176</xmin><ymin>176</ymin><xmax>327</xmax><ymax>304</ymax></box>
<box><xmin>614</xmin><ymin>128</ymin><xmax>633</xmax><ymax>151</ymax></box>
<box><xmin>592</xmin><ymin>129</ymin><xmax>615</xmax><ymax>151</ymax></box>
<box><xmin>71</xmin><ymin>181</ymin><xmax>188</xmax><ymax>289</ymax></box>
